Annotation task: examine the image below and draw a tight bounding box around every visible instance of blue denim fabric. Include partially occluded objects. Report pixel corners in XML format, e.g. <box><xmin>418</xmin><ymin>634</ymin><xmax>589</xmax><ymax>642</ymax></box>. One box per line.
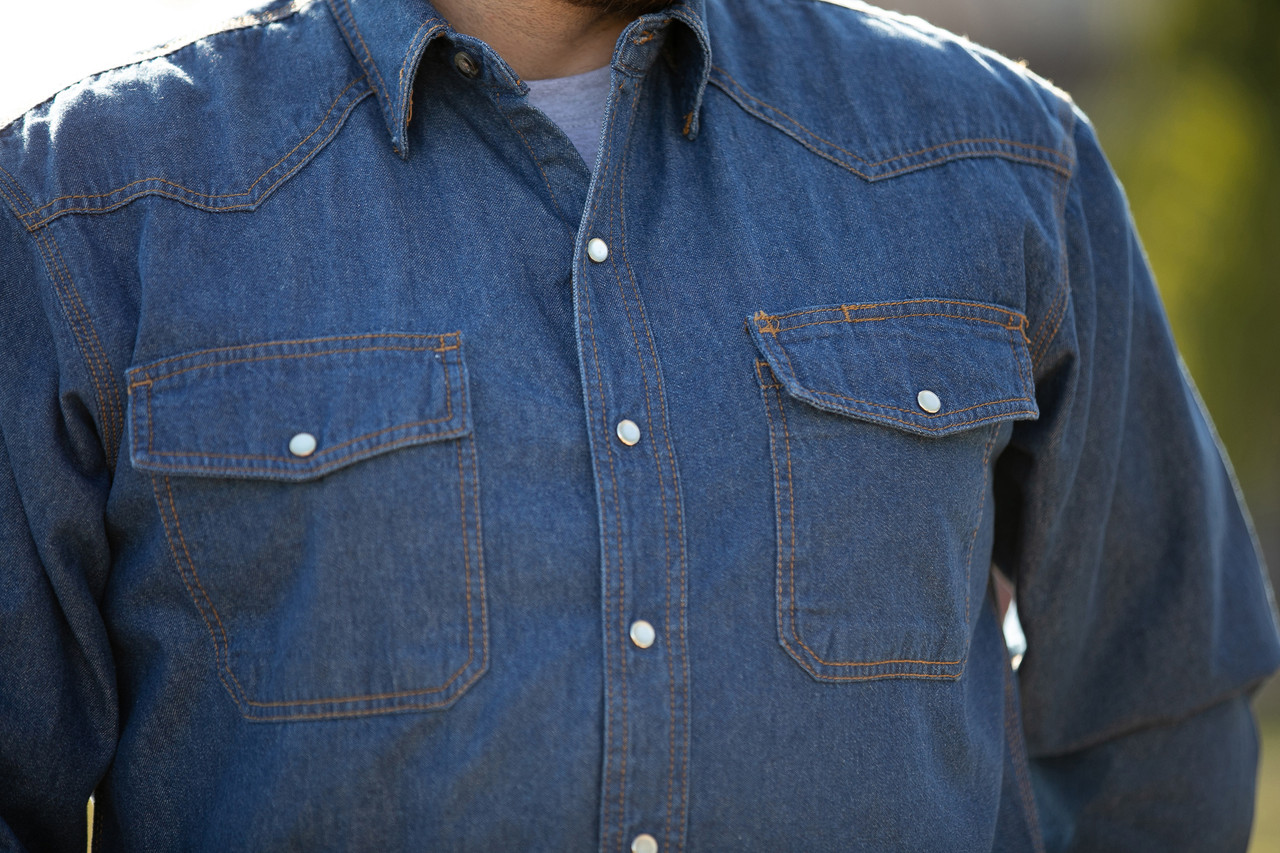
<box><xmin>1</xmin><ymin>0</ymin><xmax>1278</xmax><ymax>850</ymax></box>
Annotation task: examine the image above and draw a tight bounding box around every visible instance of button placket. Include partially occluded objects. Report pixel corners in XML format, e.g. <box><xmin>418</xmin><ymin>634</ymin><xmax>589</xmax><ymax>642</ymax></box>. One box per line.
<box><xmin>572</xmin><ymin>60</ymin><xmax>689</xmax><ymax>853</ymax></box>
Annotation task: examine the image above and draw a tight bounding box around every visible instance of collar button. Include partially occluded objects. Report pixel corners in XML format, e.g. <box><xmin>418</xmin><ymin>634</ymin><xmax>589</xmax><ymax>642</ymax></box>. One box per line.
<box><xmin>453</xmin><ymin>51</ymin><xmax>480</xmax><ymax>78</ymax></box>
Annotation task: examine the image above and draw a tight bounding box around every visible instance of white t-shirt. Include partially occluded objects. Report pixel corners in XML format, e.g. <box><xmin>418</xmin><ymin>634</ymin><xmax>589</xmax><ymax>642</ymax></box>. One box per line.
<box><xmin>525</xmin><ymin>64</ymin><xmax>613</xmax><ymax>167</ymax></box>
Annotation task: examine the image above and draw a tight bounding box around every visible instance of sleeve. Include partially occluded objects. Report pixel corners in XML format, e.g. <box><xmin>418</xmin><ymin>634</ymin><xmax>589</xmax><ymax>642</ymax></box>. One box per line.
<box><xmin>995</xmin><ymin>109</ymin><xmax>1280</xmax><ymax>851</ymax></box>
<box><xmin>0</xmin><ymin>207</ymin><xmax>119</xmax><ymax>850</ymax></box>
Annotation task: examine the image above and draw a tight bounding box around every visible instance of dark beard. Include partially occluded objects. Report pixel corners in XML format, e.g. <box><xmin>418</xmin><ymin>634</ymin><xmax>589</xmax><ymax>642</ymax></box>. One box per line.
<box><xmin>562</xmin><ymin>0</ymin><xmax>673</xmax><ymax>17</ymax></box>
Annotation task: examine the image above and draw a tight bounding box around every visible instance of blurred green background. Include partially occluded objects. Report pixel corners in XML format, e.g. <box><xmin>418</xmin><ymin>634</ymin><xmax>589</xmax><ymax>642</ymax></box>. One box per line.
<box><xmin>3</xmin><ymin>0</ymin><xmax>1277</xmax><ymax>845</ymax></box>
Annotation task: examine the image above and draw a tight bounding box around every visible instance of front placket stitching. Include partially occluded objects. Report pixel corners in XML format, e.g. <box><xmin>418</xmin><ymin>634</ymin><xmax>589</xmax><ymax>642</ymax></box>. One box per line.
<box><xmin>614</xmin><ymin>84</ymin><xmax>691</xmax><ymax>852</ymax></box>
<box><xmin>577</xmin><ymin>75</ymin><xmax>633</xmax><ymax>853</ymax></box>
<box><xmin>577</xmin><ymin>62</ymin><xmax>690</xmax><ymax>851</ymax></box>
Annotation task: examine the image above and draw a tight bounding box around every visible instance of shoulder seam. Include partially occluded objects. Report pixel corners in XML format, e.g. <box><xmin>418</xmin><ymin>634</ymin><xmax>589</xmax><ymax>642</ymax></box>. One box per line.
<box><xmin>0</xmin><ymin>172</ymin><xmax>123</xmax><ymax>468</ymax></box>
<box><xmin>1028</xmin><ymin>100</ymin><xmax>1079</xmax><ymax>368</ymax></box>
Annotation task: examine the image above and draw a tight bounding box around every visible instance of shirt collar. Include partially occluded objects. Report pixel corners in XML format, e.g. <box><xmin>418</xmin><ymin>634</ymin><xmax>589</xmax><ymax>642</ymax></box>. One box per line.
<box><xmin>325</xmin><ymin>0</ymin><xmax>712</xmax><ymax>157</ymax></box>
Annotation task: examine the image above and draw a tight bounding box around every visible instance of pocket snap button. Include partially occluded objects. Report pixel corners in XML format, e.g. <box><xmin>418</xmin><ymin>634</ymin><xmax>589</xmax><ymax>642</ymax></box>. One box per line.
<box><xmin>288</xmin><ymin>432</ymin><xmax>317</xmax><ymax>457</ymax></box>
<box><xmin>916</xmin><ymin>390</ymin><xmax>941</xmax><ymax>414</ymax></box>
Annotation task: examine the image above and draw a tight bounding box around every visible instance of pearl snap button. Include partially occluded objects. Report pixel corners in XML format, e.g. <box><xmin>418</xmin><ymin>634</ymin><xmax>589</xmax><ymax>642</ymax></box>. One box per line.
<box><xmin>288</xmin><ymin>432</ymin><xmax>317</xmax><ymax>457</ymax></box>
<box><xmin>587</xmin><ymin>238</ymin><xmax>609</xmax><ymax>263</ymax></box>
<box><xmin>453</xmin><ymin>52</ymin><xmax>480</xmax><ymax>78</ymax></box>
<box><xmin>631</xmin><ymin>834</ymin><xmax>658</xmax><ymax>853</ymax></box>
<box><xmin>630</xmin><ymin>620</ymin><xmax>656</xmax><ymax>649</ymax></box>
<box><xmin>917</xmin><ymin>390</ymin><xmax>942</xmax><ymax>414</ymax></box>
<box><xmin>616</xmin><ymin>419</ymin><xmax>641</xmax><ymax>446</ymax></box>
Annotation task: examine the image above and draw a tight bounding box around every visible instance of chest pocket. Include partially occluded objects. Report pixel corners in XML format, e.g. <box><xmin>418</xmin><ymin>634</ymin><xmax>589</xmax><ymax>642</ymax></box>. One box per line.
<box><xmin>127</xmin><ymin>333</ymin><xmax>487</xmax><ymax>720</ymax></box>
<box><xmin>748</xmin><ymin>300</ymin><xmax>1038</xmax><ymax>682</ymax></box>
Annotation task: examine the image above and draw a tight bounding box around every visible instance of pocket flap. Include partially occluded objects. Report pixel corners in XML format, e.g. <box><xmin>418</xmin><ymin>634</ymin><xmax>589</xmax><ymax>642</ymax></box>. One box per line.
<box><xmin>127</xmin><ymin>332</ymin><xmax>470</xmax><ymax>481</ymax></box>
<box><xmin>749</xmin><ymin>299</ymin><xmax>1039</xmax><ymax>437</ymax></box>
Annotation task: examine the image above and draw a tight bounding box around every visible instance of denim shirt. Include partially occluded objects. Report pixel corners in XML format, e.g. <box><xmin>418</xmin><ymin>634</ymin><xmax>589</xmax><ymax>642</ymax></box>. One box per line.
<box><xmin>2</xmin><ymin>0</ymin><xmax>1278</xmax><ymax>849</ymax></box>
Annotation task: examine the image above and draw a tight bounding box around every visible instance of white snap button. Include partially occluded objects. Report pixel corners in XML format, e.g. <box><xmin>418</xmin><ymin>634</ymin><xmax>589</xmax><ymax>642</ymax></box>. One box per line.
<box><xmin>288</xmin><ymin>432</ymin><xmax>317</xmax><ymax>457</ymax></box>
<box><xmin>631</xmin><ymin>834</ymin><xmax>658</xmax><ymax>853</ymax></box>
<box><xmin>587</xmin><ymin>238</ymin><xmax>609</xmax><ymax>263</ymax></box>
<box><xmin>629</xmin><ymin>620</ymin><xmax>656</xmax><ymax>649</ymax></box>
<box><xmin>616</xmin><ymin>419</ymin><xmax>641</xmax><ymax>446</ymax></box>
<box><xmin>917</xmin><ymin>390</ymin><xmax>941</xmax><ymax>414</ymax></box>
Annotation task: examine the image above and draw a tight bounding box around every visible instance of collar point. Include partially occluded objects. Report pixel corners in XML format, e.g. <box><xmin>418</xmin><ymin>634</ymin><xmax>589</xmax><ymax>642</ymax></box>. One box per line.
<box><xmin>681</xmin><ymin>84</ymin><xmax>707</xmax><ymax>139</ymax></box>
<box><xmin>682</xmin><ymin>109</ymin><xmax>701</xmax><ymax>140</ymax></box>
<box><xmin>389</xmin><ymin>123</ymin><xmax>410</xmax><ymax>159</ymax></box>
